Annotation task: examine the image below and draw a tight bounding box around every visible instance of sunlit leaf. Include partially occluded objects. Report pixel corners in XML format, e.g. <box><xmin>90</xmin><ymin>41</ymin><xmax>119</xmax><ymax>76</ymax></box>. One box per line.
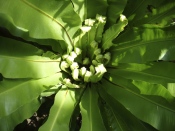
<box><xmin>110</xmin><ymin>25</ymin><xmax>175</xmax><ymax>64</ymax></box>
<box><xmin>39</xmin><ymin>88</ymin><xmax>77</xmax><ymax>131</ymax></box>
<box><xmin>0</xmin><ymin>73</ymin><xmax>63</xmax><ymax>131</ymax></box>
<box><xmin>102</xmin><ymin>14</ymin><xmax>128</xmax><ymax>51</ymax></box>
<box><xmin>123</xmin><ymin>0</ymin><xmax>175</xmax><ymax>26</ymax></box>
<box><xmin>71</xmin><ymin>0</ymin><xmax>108</xmax><ymax>21</ymax></box>
<box><xmin>107</xmin><ymin>62</ymin><xmax>175</xmax><ymax>85</ymax></box>
<box><xmin>101</xmin><ymin>77</ymin><xmax>175</xmax><ymax>131</ymax></box>
<box><xmin>80</xmin><ymin>86</ymin><xmax>106</xmax><ymax>131</ymax></box>
<box><xmin>106</xmin><ymin>0</ymin><xmax>127</xmax><ymax>27</ymax></box>
<box><xmin>98</xmin><ymin>86</ymin><xmax>156</xmax><ymax>131</ymax></box>
<box><xmin>0</xmin><ymin>0</ymin><xmax>82</xmax><ymax>52</ymax></box>
<box><xmin>0</xmin><ymin>36</ymin><xmax>61</xmax><ymax>78</ymax></box>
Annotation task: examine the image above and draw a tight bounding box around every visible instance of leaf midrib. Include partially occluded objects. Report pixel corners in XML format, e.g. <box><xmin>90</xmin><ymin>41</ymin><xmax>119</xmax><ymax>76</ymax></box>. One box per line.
<box><xmin>50</xmin><ymin>90</ymin><xmax>68</xmax><ymax>131</ymax></box>
<box><xmin>113</xmin><ymin>37</ymin><xmax>175</xmax><ymax>51</ymax></box>
<box><xmin>21</xmin><ymin>0</ymin><xmax>73</xmax><ymax>45</ymax></box>
<box><xmin>0</xmin><ymin>79</ymin><xmax>42</xmax><ymax>116</ymax></box>
<box><xmin>108</xmin><ymin>104</ymin><xmax>124</xmax><ymax>131</ymax></box>
<box><xmin>106</xmin><ymin>79</ymin><xmax>175</xmax><ymax>113</ymax></box>
<box><xmin>126</xmin><ymin>0</ymin><xmax>144</xmax><ymax>18</ymax></box>
<box><xmin>103</xmin><ymin>25</ymin><xmax>120</xmax><ymax>48</ymax></box>
<box><xmin>1</xmin><ymin>97</ymin><xmax>38</xmax><ymax>117</ymax></box>
<box><xmin>0</xmin><ymin>55</ymin><xmax>60</xmax><ymax>62</ymax></box>
<box><xmin>116</xmin><ymin>68</ymin><xmax>175</xmax><ymax>82</ymax></box>
<box><xmin>89</xmin><ymin>89</ymin><xmax>92</xmax><ymax>131</ymax></box>
<box><xmin>125</xmin><ymin>87</ymin><xmax>175</xmax><ymax>113</ymax></box>
<box><xmin>143</xmin><ymin>3</ymin><xmax>175</xmax><ymax>24</ymax></box>
<box><xmin>0</xmin><ymin>80</ymin><xmax>30</xmax><ymax>95</ymax></box>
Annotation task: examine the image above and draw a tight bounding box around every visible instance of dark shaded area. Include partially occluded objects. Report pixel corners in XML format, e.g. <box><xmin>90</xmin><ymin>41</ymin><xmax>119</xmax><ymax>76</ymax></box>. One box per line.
<box><xmin>141</xmin><ymin>121</ymin><xmax>159</xmax><ymax>131</ymax></box>
<box><xmin>70</xmin><ymin>106</ymin><xmax>82</xmax><ymax>131</ymax></box>
<box><xmin>173</xmin><ymin>18</ymin><xmax>175</xmax><ymax>22</ymax></box>
<box><xmin>0</xmin><ymin>27</ymin><xmax>53</xmax><ymax>52</ymax></box>
<box><xmin>76</xmin><ymin>113</ymin><xmax>82</xmax><ymax>130</ymax></box>
<box><xmin>147</xmin><ymin>5</ymin><xmax>156</xmax><ymax>13</ymax></box>
<box><xmin>13</xmin><ymin>94</ymin><xmax>82</xmax><ymax>131</ymax></box>
<box><xmin>14</xmin><ymin>96</ymin><xmax>55</xmax><ymax>131</ymax></box>
<box><xmin>0</xmin><ymin>73</ymin><xmax>3</xmax><ymax>81</ymax></box>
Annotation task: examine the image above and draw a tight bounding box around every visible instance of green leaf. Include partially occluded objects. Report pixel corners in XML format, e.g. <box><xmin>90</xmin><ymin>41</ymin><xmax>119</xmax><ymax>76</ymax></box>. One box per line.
<box><xmin>123</xmin><ymin>0</ymin><xmax>175</xmax><ymax>26</ymax></box>
<box><xmin>0</xmin><ymin>36</ymin><xmax>43</xmax><ymax>56</ymax></box>
<box><xmin>102</xmin><ymin>15</ymin><xmax>128</xmax><ymax>51</ymax></box>
<box><xmin>167</xmin><ymin>83</ymin><xmax>175</xmax><ymax>97</ymax></box>
<box><xmin>122</xmin><ymin>0</ymin><xmax>175</xmax><ymax>26</ymax></box>
<box><xmin>71</xmin><ymin>0</ymin><xmax>108</xmax><ymax>21</ymax></box>
<box><xmin>69</xmin><ymin>88</ymin><xmax>85</xmax><ymax>131</ymax></box>
<box><xmin>0</xmin><ymin>0</ymin><xmax>81</xmax><ymax>52</ymax></box>
<box><xmin>106</xmin><ymin>0</ymin><xmax>127</xmax><ymax>27</ymax></box>
<box><xmin>110</xmin><ymin>25</ymin><xmax>175</xmax><ymax>64</ymax></box>
<box><xmin>80</xmin><ymin>86</ymin><xmax>106</xmax><ymax>131</ymax></box>
<box><xmin>0</xmin><ymin>36</ymin><xmax>61</xmax><ymax>78</ymax></box>
<box><xmin>0</xmin><ymin>73</ymin><xmax>62</xmax><ymax>131</ymax></box>
<box><xmin>98</xmin><ymin>86</ymin><xmax>153</xmax><ymax>131</ymax></box>
<box><xmin>107</xmin><ymin>62</ymin><xmax>175</xmax><ymax>85</ymax></box>
<box><xmin>132</xmin><ymin>80</ymin><xmax>174</xmax><ymax>102</ymax></box>
<box><xmin>95</xmin><ymin>15</ymin><xmax>106</xmax><ymax>43</ymax></box>
<box><xmin>39</xmin><ymin>88</ymin><xmax>77</xmax><ymax>131</ymax></box>
<box><xmin>140</xmin><ymin>121</ymin><xmax>159</xmax><ymax>131</ymax></box>
<box><xmin>0</xmin><ymin>13</ymin><xmax>65</xmax><ymax>53</ymax></box>
<box><xmin>74</xmin><ymin>26</ymin><xmax>97</xmax><ymax>59</ymax></box>
<box><xmin>105</xmin><ymin>72</ymin><xmax>175</xmax><ymax>102</ymax></box>
<box><xmin>101</xmin><ymin>77</ymin><xmax>175</xmax><ymax>130</ymax></box>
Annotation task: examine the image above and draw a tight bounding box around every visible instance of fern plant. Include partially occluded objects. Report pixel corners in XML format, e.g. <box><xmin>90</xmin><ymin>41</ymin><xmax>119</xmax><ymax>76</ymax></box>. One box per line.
<box><xmin>0</xmin><ymin>0</ymin><xmax>175</xmax><ymax>131</ymax></box>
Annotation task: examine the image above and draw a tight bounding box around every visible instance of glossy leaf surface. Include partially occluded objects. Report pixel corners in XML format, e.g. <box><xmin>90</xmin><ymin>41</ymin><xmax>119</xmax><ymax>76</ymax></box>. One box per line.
<box><xmin>0</xmin><ymin>73</ymin><xmax>63</xmax><ymax>131</ymax></box>
<box><xmin>98</xmin><ymin>87</ymin><xmax>155</xmax><ymax>131</ymax></box>
<box><xmin>110</xmin><ymin>25</ymin><xmax>175</xmax><ymax>64</ymax></box>
<box><xmin>80</xmin><ymin>86</ymin><xmax>106</xmax><ymax>131</ymax></box>
<box><xmin>101</xmin><ymin>77</ymin><xmax>175</xmax><ymax>131</ymax></box>
<box><xmin>71</xmin><ymin>0</ymin><xmax>108</xmax><ymax>21</ymax></box>
<box><xmin>106</xmin><ymin>0</ymin><xmax>127</xmax><ymax>27</ymax></box>
<box><xmin>0</xmin><ymin>0</ymin><xmax>81</xmax><ymax>52</ymax></box>
<box><xmin>39</xmin><ymin>88</ymin><xmax>77</xmax><ymax>131</ymax></box>
<box><xmin>0</xmin><ymin>36</ymin><xmax>61</xmax><ymax>78</ymax></box>
<box><xmin>123</xmin><ymin>0</ymin><xmax>175</xmax><ymax>26</ymax></box>
<box><xmin>108</xmin><ymin>62</ymin><xmax>175</xmax><ymax>85</ymax></box>
<box><xmin>102</xmin><ymin>16</ymin><xmax>128</xmax><ymax>51</ymax></box>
